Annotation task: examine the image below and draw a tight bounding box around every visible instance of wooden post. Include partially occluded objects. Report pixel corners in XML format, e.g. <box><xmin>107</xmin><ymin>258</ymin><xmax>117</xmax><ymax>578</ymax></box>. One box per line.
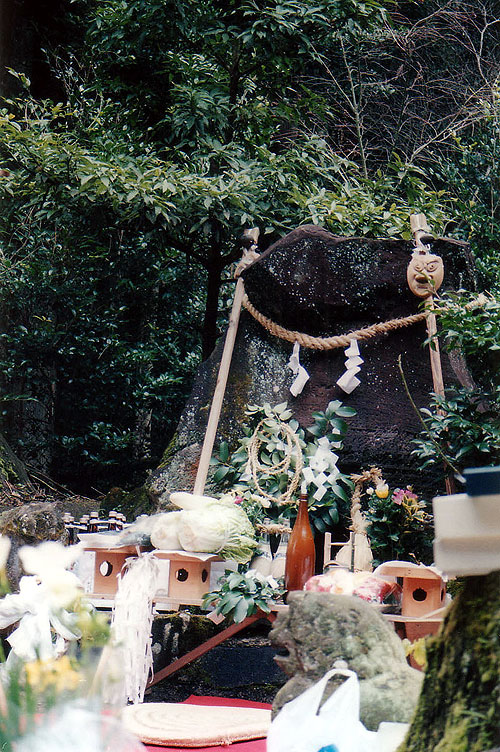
<box><xmin>409</xmin><ymin>214</ymin><xmax>454</xmax><ymax>495</ymax></box>
<box><xmin>193</xmin><ymin>231</ymin><xmax>260</xmax><ymax>495</ymax></box>
<box><xmin>409</xmin><ymin>214</ymin><xmax>446</xmax><ymax>398</ymax></box>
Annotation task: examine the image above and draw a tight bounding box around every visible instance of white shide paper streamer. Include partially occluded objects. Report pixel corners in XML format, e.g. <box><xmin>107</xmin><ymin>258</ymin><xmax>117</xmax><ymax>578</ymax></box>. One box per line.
<box><xmin>336</xmin><ymin>339</ymin><xmax>363</xmax><ymax>394</ymax></box>
<box><xmin>108</xmin><ymin>552</ymin><xmax>161</xmax><ymax>705</ymax></box>
<box><xmin>303</xmin><ymin>437</ymin><xmax>341</xmax><ymax>501</ymax></box>
<box><xmin>287</xmin><ymin>342</ymin><xmax>310</xmax><ymax>397</ymax></box>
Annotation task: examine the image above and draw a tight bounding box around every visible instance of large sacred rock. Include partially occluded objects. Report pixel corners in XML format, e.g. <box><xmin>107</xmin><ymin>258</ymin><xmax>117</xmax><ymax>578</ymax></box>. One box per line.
<box><xmin>147</xmin><ymin>226</ymin><xmax>476</xmax><ymax>506</ymax></box>
<box><xmin>269</xmin><ymin>591</ymin><xmax>423</xmax><ymax>730</ymax></box>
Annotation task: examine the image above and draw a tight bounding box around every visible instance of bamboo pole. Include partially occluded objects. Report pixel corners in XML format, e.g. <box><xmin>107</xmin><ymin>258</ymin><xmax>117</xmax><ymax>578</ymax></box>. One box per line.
<box><xmin>409</xmin><ymin>214</ymin><xmax>446</xmax><ymax>398</ymax></box>
<box><xmin>193</xmin><ymin>276</ymin><xmax>246</xmax><ymax>495</ymax></box>
<box><xmin>193</xmin><ymin>233</ymin><xmax>260</xmax><ymax>495</ymax></box>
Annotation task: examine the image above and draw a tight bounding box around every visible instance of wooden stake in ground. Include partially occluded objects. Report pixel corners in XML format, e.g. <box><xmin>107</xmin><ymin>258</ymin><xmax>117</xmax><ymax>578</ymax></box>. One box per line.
<box><xmin>193</xmin><ymin>230</ymin><xmax>260</xmax><ymax>495</ymax></box>
<box><xmin>408</xmin><ymin>214</ymin><xmax>445</xmax><ymax>392</ymax></box>
<box><xmin>407</xmin><ymin>214</ymin><xmax>453</xmax><ymax>495</ymax></box>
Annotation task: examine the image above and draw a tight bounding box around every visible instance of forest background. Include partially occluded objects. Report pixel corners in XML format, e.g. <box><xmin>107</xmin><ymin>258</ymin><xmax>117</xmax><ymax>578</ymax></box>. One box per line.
<box><xmin>0</xmin><ymin>0</ymin><xmax>499</xmax><ymax>499</ymax></box>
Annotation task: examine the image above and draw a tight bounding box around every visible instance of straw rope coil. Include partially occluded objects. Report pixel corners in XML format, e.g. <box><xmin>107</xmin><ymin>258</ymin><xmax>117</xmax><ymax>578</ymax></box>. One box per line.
<box><xmin>349</xmin><ymin>467</ymin><xmax>384</xmax><ymax>535</ymax></box>
<box><xmin>248</xmin><ymin>419</ymin><xmax>303</xmax><ymax>505</ymax></box>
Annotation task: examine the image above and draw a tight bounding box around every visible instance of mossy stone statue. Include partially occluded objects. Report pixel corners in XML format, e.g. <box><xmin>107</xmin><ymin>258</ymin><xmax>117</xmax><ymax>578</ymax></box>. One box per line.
<box><xmin>269</xmin><ymin>591</ymin><xmax>422</xmax><ymax>731</ymax></box>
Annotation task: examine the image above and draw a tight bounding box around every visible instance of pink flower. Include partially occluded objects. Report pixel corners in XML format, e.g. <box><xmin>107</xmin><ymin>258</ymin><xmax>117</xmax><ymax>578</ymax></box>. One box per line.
<box><xmin>392</xmin><ymin>489</ymin><xmax>405</xmax><ymax>505</ymax></box>
<box><xmin>393</xmin><ymin>488</ymin><xmax>419</xmax><ymax>507</ymax></box>
<box><xmin>234</xmin><ymin>496</ymin><xmax>243</xmax><ymax>505</ymax></box>
<box><xmin>404</xmin><ymin>490</ymin><xmax>418</xmax><ymax>503</ymax></box>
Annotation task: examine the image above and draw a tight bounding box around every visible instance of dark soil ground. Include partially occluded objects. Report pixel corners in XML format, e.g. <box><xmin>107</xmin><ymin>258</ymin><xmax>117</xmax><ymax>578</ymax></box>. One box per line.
<box><xmin>145</xmin><ymin>624</ymin><xmax>286</xmax><ymax>705</ymax></box>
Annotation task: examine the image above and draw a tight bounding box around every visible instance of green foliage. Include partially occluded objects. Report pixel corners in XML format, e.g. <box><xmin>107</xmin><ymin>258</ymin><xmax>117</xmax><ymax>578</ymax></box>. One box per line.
<box><xmin>435</xmin><ymin>292</ymin><xmax>500</xmax><ymax>388</ymax></box>
<box><xmin>365</xmin><ymin>486</ymin><xmax>433</xmax><ymax>566</ymax></box>
<box><xmin>82</xmin><ymin>0</ymin><xmax>390</xmax><ymax>145</ymax></box>
<box><xmin>434</xmin><ymin>110</ymin><xmax>500</xmax><ymax>287</ymax></box>
<box><xmin>412</xmin><ymin>292</ymin><xmax>500</xmax><ymax>475</ymax></box>
<box><xmin>0</xmin><ymin>95</ymin><xmax>203</xmax><ymax>486</ymax></box>
<box><xmin>412</xmin><ymin>388</ymin><xmax>500</xmax><ymax>475</ymax></box>
<box><xmin>202</xmin><ymin>567</ymin><xmax>284</xmax><ymax>624</ymax></box>
<box><xmin>76</xmin><ymin>0</ymin><xmax>452</xmax><ymax>243</ymax></box>
<box><xmin>211</xmin><ymin>401</ymin><xmax>355</xmax><ymax>534</ymax></box>
<box><xmin>1</xmin><ymin>0</ymin><xmax>492</xmax><ymax>494</ymax></box>
<box><xmin>0</xmin><ymin>0</ymin><xmax>453</xmax><ymax>487</ymax></box>
<box><xmin>0</xmin><ymin>661</ymin><xmax>37</xmax><ymax>751</ymax></box>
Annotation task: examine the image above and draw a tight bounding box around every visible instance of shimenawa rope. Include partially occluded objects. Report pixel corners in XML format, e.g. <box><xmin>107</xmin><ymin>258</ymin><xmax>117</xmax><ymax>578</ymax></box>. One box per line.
<box><xmin>242</xmin><ymin>294</ymin><xmax>427</xmax><ymax>350</ymax></box>
<box><xmin>235</xmin><ymin>254</ymin><xmax>488</xmax><ymax>351</ymax></box>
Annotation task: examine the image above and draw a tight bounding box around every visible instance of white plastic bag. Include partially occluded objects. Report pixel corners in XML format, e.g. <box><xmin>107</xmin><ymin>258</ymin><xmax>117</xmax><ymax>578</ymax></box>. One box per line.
<box><xmin>267</xmin><ymin>668</ymin><xmax>378</xmax><ymax>752</ymax></box>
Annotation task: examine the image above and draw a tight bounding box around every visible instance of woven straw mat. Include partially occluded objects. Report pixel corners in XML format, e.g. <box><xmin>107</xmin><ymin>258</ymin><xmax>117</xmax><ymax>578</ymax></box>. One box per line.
<box><xmin>121</xmin><ymin>702</ymin><xmax>272</xmax><ymax>747</ymax></box>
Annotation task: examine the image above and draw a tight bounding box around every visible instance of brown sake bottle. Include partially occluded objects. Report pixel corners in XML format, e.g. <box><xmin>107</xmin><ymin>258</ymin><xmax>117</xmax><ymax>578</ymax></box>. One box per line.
<box><xmin>284</xmin><ymin>493</ymin><xmax>316</xmax><ymax>595</ymax></box>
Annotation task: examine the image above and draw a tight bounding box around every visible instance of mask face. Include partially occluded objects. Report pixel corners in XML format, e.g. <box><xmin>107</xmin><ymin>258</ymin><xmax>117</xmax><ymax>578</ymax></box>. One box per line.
<box><xmin>407</xmin><ymin>251</ymin><xmax>444</xmax><ymax>298</ymax></box>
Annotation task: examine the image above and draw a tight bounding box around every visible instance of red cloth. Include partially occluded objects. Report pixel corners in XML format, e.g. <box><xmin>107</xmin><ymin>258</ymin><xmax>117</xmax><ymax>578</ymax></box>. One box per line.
<box><xmin>143</xmin><ymin>695</ymin><xmax>270</xmax><ymax>752</ymax></box>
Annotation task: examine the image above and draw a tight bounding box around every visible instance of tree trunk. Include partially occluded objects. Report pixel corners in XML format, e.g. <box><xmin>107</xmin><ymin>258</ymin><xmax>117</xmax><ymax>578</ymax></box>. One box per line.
<box><xmin>131</xmin><ymin>282</ymin><xmax>160</xmax><ymax>465</ymax></box>
<box><xmin>201</xmin><ymin>240</ymin><xmax>223</xmax><ymax>360</ymax></box>
<box><xmin>0</xmin><ymin>432</ymin><xmax>31</xmax><ymax>486</ymax></box>
<box><xmin>399</xmin><ymin>572</ymin><xmax>500</xmax><ymax>752</ymax></box>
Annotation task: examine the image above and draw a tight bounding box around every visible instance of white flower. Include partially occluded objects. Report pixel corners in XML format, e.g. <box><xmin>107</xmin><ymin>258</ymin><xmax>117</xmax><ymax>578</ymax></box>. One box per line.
<box><xmin>253</xmin><ymin>494</ymin><xmax>271</xmax><ymax>509</ymax></box>
<box><xmin>1</xmin><ymin>576</ymin><xmax>79</xmax><ymax>662</ymax></box>
<box><xmin>19</xmin><ymin>541</ymin><xmax>83</xmax><ymax>577</ymax></box>
<box><xmin>19</xmin><ymin>541</ymin><xmax>84</xmax><ymax>609</ymax></box>
<box><xmin>41</xmin><ymin>569</ymin><xmax>83</xmax><ymax>609</ymax></box>
<box><xmin>0</xmin><ymin>535</ymin><xmax>10</xmax><ymax>570</ymax></box>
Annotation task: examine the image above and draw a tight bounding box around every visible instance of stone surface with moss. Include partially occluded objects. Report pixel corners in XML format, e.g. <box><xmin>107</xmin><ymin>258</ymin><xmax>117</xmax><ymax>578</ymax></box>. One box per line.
<box><xmin>398</xmin><ymin>571</ymin><xmax>500</xmax><ymax>752</ymax></box>
<box><xmin>270</xmin><ymin>591</ymin><xmax>422</xmax><ymax>730</ymax></box>
<box><xmin>100</xmin><ymin>484</ymin><xmax>156</xmax><ymax>519</ymax></box>
<box><xmin>151</xmin><ymin>611</ymin><xmax>219</xmax><ymax>672</ymax></box>
<box><xmin>147</xmin><ymin>615</ymin><xmax>286</xmax><ymax>705</ymax></box>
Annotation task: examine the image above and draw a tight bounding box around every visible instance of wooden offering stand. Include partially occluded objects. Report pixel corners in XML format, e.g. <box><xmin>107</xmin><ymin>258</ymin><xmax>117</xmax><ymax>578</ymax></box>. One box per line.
<box><xmin>153</xmin><ymin>550</ymin><xmax>222</xmax><ymax>605</ymax></box>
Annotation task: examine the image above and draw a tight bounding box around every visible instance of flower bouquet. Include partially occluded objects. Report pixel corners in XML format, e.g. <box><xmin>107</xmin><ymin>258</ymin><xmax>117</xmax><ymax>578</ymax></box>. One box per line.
<box><xmin>0</xmin><ymin>536</ymin><xmax>144</xmax><ymax>751</ymax></box>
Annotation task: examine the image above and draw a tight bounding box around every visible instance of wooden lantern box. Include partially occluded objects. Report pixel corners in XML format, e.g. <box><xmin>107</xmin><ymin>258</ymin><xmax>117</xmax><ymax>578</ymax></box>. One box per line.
<box><xmin>376</xmin><ymin>561</ymin><xmax>446</xmax><ymax>643</ymax></box>
<box><xmin>82</xmin><ymin>545</ymin><xmax>145</xmax><ymax>597</ymax></box>
<box><xmin>79</xmin><ymin>542</ymin><xmax>221</xmax><ymax>605</ymax></box>
<box><xmin>153</xmin><ymin>551</ymin><xmax>222</xmax><ymax>604</ymax></box>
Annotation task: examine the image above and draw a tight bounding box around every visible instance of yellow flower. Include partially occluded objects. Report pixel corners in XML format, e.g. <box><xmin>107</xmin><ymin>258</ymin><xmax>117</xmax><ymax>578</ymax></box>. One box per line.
<box><xmin>75</xmin><ymin>608</ymin><xmax>110</xmax><ymax>647</ymax></box>
<box><xmin>403</xmin><ymin>637</ymin><xmax>427</xmax><ymax>669</ymax></box>
<box><xmin>375</xmin><ymin>483</ymin><xmax>389</xmax><ymax>499</ymax></box>
<box><xmin>25</xmin><ymin>655</ymin><xmax>81</xmax><ymax>693</ymax></box>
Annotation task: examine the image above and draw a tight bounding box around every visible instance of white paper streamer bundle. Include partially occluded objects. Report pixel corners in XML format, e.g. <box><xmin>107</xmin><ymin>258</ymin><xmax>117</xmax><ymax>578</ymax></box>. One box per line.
<box><xmin>302</xmin><ymin>436</ymin><xmax>341</xmax><ymax>502</ymax></box>
<box><xmin>109</xmin><ymin>552</ymin><xmax>160</xmax><ymax>705</ymax></box>
<box><xmin>287</xmin><ymin>342</ymin><xmax>310</xmax><ymax>396</ymax></box>
<box><xmin>336</xmin><ymin>339</ymin><xmax>363</xmax><ymax>394</ymax></box>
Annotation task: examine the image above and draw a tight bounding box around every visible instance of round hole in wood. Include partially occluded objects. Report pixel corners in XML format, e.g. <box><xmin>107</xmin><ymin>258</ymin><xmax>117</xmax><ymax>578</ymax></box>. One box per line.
<box><xmin>201</xmin><ymin>568</ymin><xmax>209</xmax><ymax>583</ymax></box>
<box><xmin>176</xmin><ymin>568</ymin><xmax>189</xmax><ymax>582</ymax></box>
<box><xmin>412</xmin><ymin>587</ymin><xmax>427</xmax><ymax>602</ymax></box>
<box><xmin>99</xmin><ymin>560</ymin><xmax>113</xmax><ymax>577</ymax></box>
